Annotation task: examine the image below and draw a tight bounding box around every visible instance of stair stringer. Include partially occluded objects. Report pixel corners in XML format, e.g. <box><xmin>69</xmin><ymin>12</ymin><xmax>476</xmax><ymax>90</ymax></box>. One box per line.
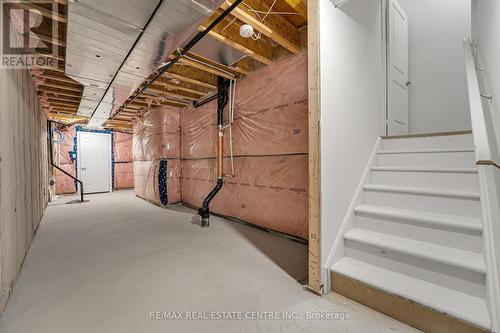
<box><xmin>479</xmin><ymin>165</ymin><xmax>500</xmax><ymax>332</ymax></box>
<box><xmin>323</xmin><ymin>137</ymin><xmax>381</xmax><ymax>294</ymax></box>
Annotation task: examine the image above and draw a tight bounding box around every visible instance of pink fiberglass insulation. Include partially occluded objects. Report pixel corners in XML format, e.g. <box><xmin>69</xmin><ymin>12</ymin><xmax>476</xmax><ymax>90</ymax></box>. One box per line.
<box><xmin>114</xmin><ymin>162</ymin><xmax>134</xmax><ymax>189</ymax></box>
<box><xmin>134</xmin><ymin>160</ymin><xmax>181</xmax><ymax>205</ymax></box>
<box><xmin>181</xmin><ymin>52</ymin><xmax>308</xmax><ymax>159</ymax></box>
<box><xmin>55</xmin><ymin>164</ymin><xmax>76</xmax><ymax>194</ymax></box>
<box><xmin>133</xmin><ymin>106</ymin><xmax>181</xmax><ymax>161</ymax></box>
<box><xmin>58</xmin><ymin>126</ymin><xmax>76</xmax><ymax>165</ymax></box>
<box><xmin>180</xmin><ymin>52</ymin><xmax>308</xmax><ymax>239</ymax></box>
<box><xmin>114</xmin><ymin>132</ymin><xmax>133</xmax><ymax>163</ymax></box>
<box><xmin>181</xmin><ymin>155</ymin><xmax>308</xmax><ymax>239</ymax></box>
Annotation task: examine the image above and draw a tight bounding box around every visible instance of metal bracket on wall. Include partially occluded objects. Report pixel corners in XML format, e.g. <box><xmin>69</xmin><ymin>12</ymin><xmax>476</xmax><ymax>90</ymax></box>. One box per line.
<box><xmin>331</xmin><ymin>0</ymin><xmax>351</xmax><ymax>8</ymax></box>
<box><xmin>481</xmin><ymin>93</ymin><xmax>493</xmax><ymax>101</ymax></box>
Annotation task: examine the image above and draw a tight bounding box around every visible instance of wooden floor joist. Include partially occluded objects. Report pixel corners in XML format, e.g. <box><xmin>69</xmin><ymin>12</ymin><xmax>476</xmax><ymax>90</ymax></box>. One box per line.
<box><xmin>14</xmin><ymin>2</ymin><xmax>67</xmax><ymax>23</ymax></box>
<box><xmin>37</xmin><ymin>73</ymin><xmax>78</xmax><ymax>85</ymax></box>
<box><xmin>284</xmin><ymin>0</ymin><xmax>307</xmax><ymax>19</ymax></box>
<box><xmin>38</xmin><ymin>88</ymin><xmax>81</xmax><ymax>98</ymax></box>
<box><xmin>145</xmin><ymin>86</ymin><xmax>198</xmax><ymax>102</ymax></box>
<box><xmin>40</xmin><ymin>82</ymin><xmax>81</xmax><ymax>92</ymax></box>
<box><xmin>199</xmin><ymin>12</ymin><xmax>274</xmax><ymax>65</ymax></box>
<box><xmin>165</xmin><ymin>67</ymin><xmax>217</xmax><ymax>90</ymax></box>
<box><xmin>155</xmin><ymin>78</ymin><xmax>207</xmax><ymax>96</ymax></box>
<box><xmin>178</xmin><ymin>58</ymin><xmax>235</xmax><ymax>80</ymax></box>
<box><xmin>220</xmin><ymin>0</ymin><xmax>301</xmax><ymax>54</ymax></box>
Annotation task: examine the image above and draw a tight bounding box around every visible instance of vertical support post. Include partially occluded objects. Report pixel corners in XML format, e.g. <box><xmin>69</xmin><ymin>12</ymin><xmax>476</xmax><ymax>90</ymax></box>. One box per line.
<box><xmin>307</xmin><ymin>0</ymin><xmax>322</xmax><ymax>294</ymax></box>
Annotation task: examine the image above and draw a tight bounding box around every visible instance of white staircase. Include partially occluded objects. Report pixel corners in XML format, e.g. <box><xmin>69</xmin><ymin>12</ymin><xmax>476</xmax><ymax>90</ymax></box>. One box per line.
<box><xmin>330</xmin><ymin>133</ymin><xmax>491</xmax><ymax>331</ymax></box>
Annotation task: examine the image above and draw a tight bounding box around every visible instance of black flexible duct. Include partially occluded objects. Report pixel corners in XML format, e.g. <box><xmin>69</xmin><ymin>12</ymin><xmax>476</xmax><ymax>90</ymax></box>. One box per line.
<box><xmin>198</xmin><ymin>77</ymin><xmax>230</xmax><ymax>227</ymax></box>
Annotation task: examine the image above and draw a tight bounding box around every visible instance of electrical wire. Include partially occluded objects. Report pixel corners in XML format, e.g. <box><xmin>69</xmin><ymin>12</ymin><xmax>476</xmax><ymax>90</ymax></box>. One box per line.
<box><xmin>223</xmin><ymin>0</ymin><xmax>296</xmax><ymax>41</ymax></box>
<box><xmin>221</xmin><ymin>17</ymin><xmax>237</xmax><ymax>34</ymax></box>
<box><xmin>221</xmin><ymin>79</ymin><xmax>237</xmax><ymax>177</ymax></box>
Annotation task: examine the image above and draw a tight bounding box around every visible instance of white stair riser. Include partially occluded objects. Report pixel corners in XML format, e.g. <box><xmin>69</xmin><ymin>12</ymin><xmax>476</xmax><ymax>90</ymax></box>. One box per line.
<box><xmin>344</xmin><ymin>240</ymin><xmax>486</xmax><ymax>298</ymax></box>
<box><xmin>382</xmin><ymin>134</ymin><xmax>474</xmax><ymax>150</ymax></box>
<box><xmin>377</xmin><ymin>151</ymin><xmax>476</xmax><ymax>168</ymax></box>
<box><xmin>363</xmin><ymin>191</ymin><xmax>481</xmax><ymax>217</ymax></box>
<box><xmin>370</xmin><ymin>170</ymin><xmax>479</xmax><ymax>192</ymax></box>
<box><xmin>353</xmin><ymin>215</ymin><xmax>483</xmax><ymax>253</ymax></box>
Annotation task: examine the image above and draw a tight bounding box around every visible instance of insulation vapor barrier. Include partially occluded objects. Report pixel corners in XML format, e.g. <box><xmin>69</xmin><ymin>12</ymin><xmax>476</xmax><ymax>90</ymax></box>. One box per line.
<box><xmin>134</xmin><ymin>160</ymin><xmax>182</xmax><ymax>206</ymax></box>
<box><xmin>55</xmin><ymin>126</ymin><xmax>76</xmax><ymax>194</ymax></box>
<box><xmin>114</xmin><ymin>132</ymin><xmax>134</xmax><ymax>189</ymax></box>
<box><xmin>133</xmin><ymin>106</ymin><xmax>182</xmax><ymax>205</ymax></box>
<box><xmin>133</xmin><ymin>107</ymin><xmax>181</xmax><ymax>161</ymax></box>
<box><xmin>182</xmin><ymin>155</ymin><xmax>308</xmax><ymax>239</ymax></box>
<box><xmin>133</xmin><ymin>52</ymin><xmax>308</xmax><ymax>238</ymax></box>
<box><xmin>181</xmin><ymin>52</ymin><xmax>308</xmax><ymax>238</ymax></box>
<box><xmin>181</xmin><ymin>53</ymin><xmax>308</xmax><ymax>159</ymax></box>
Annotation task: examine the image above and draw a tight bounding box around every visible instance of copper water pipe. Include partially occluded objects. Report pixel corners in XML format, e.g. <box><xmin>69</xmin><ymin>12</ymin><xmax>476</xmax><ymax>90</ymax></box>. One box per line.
<box><xmin>217</xmin><ymin>130</ymin><xmax>224</xmax><ymax>178</ymax></box>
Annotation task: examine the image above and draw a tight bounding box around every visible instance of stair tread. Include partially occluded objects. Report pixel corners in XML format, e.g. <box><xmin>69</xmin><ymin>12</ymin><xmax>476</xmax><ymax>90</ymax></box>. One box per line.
<box><xmin>343</xmin><ymin>228</ymin><xmax>486</xmax><ymax>274</ymax></box>
<box><xmin>354</xmin><ymin>204</ymin><xmax>482</xmax><ymax>233</ymax></box>
<box><xmin>378</xmin><ymin>147</ymin><xmax>474</xmax><ymax>154</ymax></box>
<box><xmin>371</xmin><ymin>166</ymin><xmax>478</xmax><ymax>173</ymax></box>
<box><xmin>331</xmin><ymin>257</ymin><xmax>491</xmax><ymax>330</ymax></box>
<box><xmin>364</xmin><ymin>184</ymin><xmax>480</xmax><ymax>199</ymax></box>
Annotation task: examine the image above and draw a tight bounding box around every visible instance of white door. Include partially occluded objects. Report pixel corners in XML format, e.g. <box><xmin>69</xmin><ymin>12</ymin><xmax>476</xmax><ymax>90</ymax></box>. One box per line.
<box><xmin>387</xmin><ymin>0</ymin><xmax>409</xmax><ymax>135</ymax></box>
<box><xmin>77</xmin><ymin>131</ymin><xmax>112</xmax><ymax>194</ymax></box>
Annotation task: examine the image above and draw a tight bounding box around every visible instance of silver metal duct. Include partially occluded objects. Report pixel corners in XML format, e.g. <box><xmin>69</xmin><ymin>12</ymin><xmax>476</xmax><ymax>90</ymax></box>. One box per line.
<box><xmin>66</xmin><ymin>0</ymin><xmax>226</xmax><ymax>127</ymax></box>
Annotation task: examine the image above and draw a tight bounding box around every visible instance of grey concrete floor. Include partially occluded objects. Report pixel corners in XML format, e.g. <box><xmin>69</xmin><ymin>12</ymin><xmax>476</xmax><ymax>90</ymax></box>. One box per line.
<box><xmin>0</xmin><ymin>190</ymin><xmax>420</xmax><ymax>333</ymax></box>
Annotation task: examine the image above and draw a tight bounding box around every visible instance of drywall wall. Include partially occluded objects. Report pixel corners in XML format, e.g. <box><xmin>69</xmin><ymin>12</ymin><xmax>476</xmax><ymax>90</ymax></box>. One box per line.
<box><xmin>474</xmin><ymin>1</ymin><xmax>500</xmax><ymax>329</ymax></box>
<box><xmin>0</xmin><ymin>68</ymin><xmax>49</xmax><ymax>312</ymax></box>
<box><xmin>474</xmin><ymin>0</ymin><xmax>500</xmax><ymax>154</ymax></box>
<box><xmin>398</xmin><ymin>0</ymin><xmax>472</xmax><ymax>134</ymax></box>
<box><xmin>319</xmin><ymin>0</ymin><xmax>385</xmax><ymax>270</ymax></box>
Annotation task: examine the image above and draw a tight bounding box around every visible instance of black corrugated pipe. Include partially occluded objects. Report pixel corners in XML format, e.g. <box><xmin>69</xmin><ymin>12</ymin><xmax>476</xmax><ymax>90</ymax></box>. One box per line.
<box><xmin>198</xmin><ymin>77</ymin><xmax>230</xmax><ymax>227</ymax></box>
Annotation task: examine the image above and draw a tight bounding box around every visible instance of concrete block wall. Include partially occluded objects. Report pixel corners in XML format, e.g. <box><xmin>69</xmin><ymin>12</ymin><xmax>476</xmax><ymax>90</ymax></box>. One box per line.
<box><xmin>0</xmin><ymin>69</ymin><xmax>49</xmax><ymax>312</ymax></box>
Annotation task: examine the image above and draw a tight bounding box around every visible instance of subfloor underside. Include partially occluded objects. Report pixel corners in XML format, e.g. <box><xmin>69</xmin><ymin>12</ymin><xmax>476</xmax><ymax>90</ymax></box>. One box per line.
<box><xmin>0</xmin><ymin>190</ymin><xmax>420</xmax><ymax>332</ymax></box>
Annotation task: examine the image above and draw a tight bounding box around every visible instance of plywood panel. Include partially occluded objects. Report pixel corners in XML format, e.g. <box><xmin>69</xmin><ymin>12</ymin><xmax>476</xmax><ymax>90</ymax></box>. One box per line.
<box><xmin>332</xmin><ymin>272</ymin><xmax>489</xmax><ymax>333</ymax></box>
<box><xmin>0</xmin><ymin>69</ymin><xmax>49</xmax><ymax>312</ymax></box>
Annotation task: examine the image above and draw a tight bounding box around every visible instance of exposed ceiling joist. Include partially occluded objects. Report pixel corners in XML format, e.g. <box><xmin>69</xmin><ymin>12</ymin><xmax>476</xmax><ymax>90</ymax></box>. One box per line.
<box><xmin>155</xmin><ymin>77</ymin><xmax>207</xmax><ymax>96</ymax></box>
<box><xmin>177</xmin><ymin>59</ymin><xmax>235</xmax><ymax>80</ymax></box>
<box><xmin>220</xmin><ymin>0</ymin><xmax>301</xmax><ymax>54</ymax></box>
<box><xmin>165</xmin><ymin>68</ymin><xmax>217</xmax><ymax>90</ymax></box>
<box><xmin>283</xmin><ymin>0</ymin><xmax>307</xmax><ymax>19</ymax></box>
<box><xmin>45</xmin><ymin>96</ymin><xmax>81</xmax><ymax>103</ymax></box>
<box><xmin>199</xmin><ymin>13</ymin><xmax>274</xmax><ymax>65</ymax></box>
<box><xmin>183</xmin><ymin>52</ymin><xmax>245</xmax><ymax>77</ymax></box>
<box><xmin>14</xmin><ymin>3</ymin><xmax>67</xmax><ymax>23</ymax></box>
<box><xmin>37</xmin><ymin>73</ymin><xmax>78</xmax><ymax>85</ymax></box>
<box><xmin>41</xmin><ymin>82</ymin><xmax>81</xmax><ymax>92</ymax></box>
<box><xmin>38</xmin><ymin>87</ymin><xmax>81</xmax><ymax>98</ymax></box>
<box><xmin>30</xmin><ymin>32</ymin><xmax>66</xmax><ymax>47</ymax></box>
<box><xmin>145</xmin><ymin>86</ymin><xmax>198</xmax><ymax>102</ymax></box>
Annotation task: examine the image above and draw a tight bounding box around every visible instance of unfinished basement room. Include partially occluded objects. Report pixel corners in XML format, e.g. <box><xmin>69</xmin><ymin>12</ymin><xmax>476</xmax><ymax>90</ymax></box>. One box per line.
<box><xmin>1</xmin><ymin>0</ymin><xmax>499</xmax><ymax>332</ymax></box>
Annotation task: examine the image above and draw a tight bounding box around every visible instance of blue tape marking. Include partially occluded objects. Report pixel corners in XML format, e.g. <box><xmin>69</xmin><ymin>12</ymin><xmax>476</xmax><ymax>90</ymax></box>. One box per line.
<box><xmin>159</xmin><ymin>160</ymin><xmax>168</xmax><ymax>206</ymax></box>
<box><xmin>74</xmin><ymin>126</ymin><xmax>115</xmax><ymax>190</ymax></box>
